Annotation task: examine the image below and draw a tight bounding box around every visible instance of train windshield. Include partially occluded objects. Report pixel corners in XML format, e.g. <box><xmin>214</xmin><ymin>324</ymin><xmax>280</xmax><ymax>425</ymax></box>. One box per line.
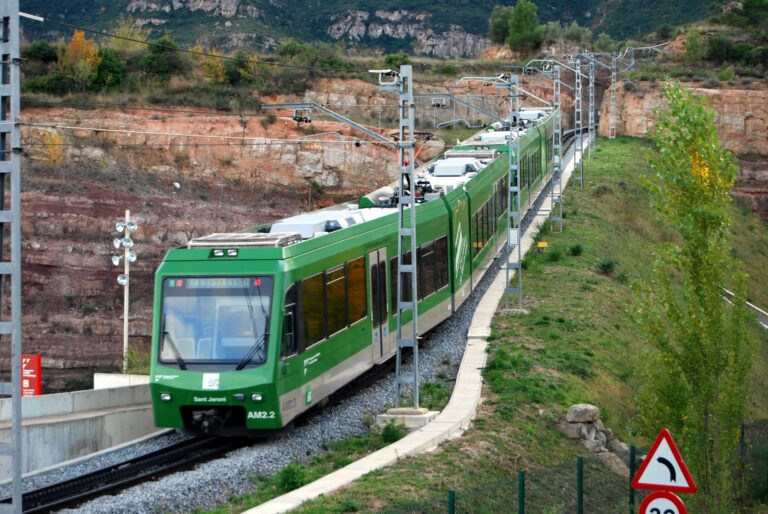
<box><xmin>159</xmin><ymin>276</ymin><xmax>273</xmax><ymax>369</ymax></box>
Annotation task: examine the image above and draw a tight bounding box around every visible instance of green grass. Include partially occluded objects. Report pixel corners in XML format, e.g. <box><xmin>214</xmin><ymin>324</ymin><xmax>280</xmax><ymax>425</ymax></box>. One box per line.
<box><xmin>212</xmin><ymin>136</ymin><xmax>768</xmax><ymax>512</ymax></box>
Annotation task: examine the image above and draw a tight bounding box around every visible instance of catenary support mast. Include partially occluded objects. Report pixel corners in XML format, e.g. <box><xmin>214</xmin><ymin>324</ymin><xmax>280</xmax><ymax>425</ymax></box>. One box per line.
<box><xmin>0</xmin><ymin>1</ymin><xmax>23</xmax><ymax>511</ymax></box>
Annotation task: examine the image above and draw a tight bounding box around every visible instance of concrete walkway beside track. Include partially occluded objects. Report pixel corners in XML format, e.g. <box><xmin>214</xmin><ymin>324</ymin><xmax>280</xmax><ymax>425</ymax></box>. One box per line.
<box><xmin>244</xmin><ymin>142</ymin><xmax>581</xmax><ymax>514</ymax></box>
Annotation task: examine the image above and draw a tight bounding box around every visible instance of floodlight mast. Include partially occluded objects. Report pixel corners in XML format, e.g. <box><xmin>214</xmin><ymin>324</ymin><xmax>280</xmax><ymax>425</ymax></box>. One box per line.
<box><xmin>112</xmin><ymin>210</ymin><xmax>138</xmax><ymax>373</ymax></box>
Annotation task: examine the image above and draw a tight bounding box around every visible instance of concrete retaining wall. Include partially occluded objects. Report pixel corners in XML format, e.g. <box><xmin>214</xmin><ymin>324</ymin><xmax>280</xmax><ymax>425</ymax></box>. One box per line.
<box><xmin>0</xmin><ymin>383</ymin><xmax>154</xmax><ymax>478</ymax></box>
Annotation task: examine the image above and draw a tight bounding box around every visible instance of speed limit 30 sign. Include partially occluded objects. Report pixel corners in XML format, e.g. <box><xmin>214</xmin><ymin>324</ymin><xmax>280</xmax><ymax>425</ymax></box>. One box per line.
<box><xmin>639</xmin><ymin>490</ymin><xmax>687</xmax><ymax>514</ymax></box>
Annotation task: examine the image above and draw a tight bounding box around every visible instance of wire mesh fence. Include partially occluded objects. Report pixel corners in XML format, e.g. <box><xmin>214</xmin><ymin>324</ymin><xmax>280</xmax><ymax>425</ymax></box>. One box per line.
<box><xmin>374</xmin><ymin>421</ymin><xmax>768</xmax><ymax>513</ymax></box>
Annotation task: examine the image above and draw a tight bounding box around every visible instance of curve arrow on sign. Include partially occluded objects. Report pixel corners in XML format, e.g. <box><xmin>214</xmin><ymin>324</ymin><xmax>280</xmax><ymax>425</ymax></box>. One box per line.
<box><xmin>656</xmin><ymin>457</ymin><xmax>677</xmax><ymax>482</ymax></box>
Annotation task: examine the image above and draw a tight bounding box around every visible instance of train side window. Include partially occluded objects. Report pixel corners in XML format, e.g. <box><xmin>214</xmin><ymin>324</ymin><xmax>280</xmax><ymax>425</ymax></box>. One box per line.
<box><xmin>281</xmin><ymin>284</ymin><xmax>298</xmax><ymax>359</ymax></box>
<box><xmin>325</xmin><ymin>265</ymin><xmax>347</xmax><ymax>336</ymax></box>
<box><xmin>435</xmin><ymin>236</ymin><xmax>449</xmax><ymax>288</ymax></box>
<box><xmin>302</xmin><ymin>273</ymin><xmax>325</xmax><ymax>346</ymax></box>
<box><xmin>348</xmin><ymin>257</ymin><xmax>367</xmax><ymax>324</ymax></box>
<box><xmin>419</xmin><ymin>241</ymin><xmax>436</xmax><ymax>299</ymax></box>
<box><xmin>390</xmin><ymin>252</ymin><xmax>412</xmax><ymax>314</ymax></box>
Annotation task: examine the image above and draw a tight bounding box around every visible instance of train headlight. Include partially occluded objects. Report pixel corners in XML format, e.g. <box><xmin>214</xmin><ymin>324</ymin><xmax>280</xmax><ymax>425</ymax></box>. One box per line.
<box><xmin>233</xmin><ymin>393</ymin><xmax>245</xmax><ymax>401</ymax></box>
<box><xmin>160</xmin><ymin>393</ymin><xmax>172</xmax><ymax>402</ymax></box>
<box><xmin>251</xmin><ymin>393</ymin><xmax>263</xmax><ymax>402</ymax></box>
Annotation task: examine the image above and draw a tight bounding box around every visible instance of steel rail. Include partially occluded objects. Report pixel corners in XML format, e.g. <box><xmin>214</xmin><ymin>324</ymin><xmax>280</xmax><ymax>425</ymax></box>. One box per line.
<box><xmin>0</xmin><ymin>436</ymin><xmax>246</xmax><ymax>513</ymax></box>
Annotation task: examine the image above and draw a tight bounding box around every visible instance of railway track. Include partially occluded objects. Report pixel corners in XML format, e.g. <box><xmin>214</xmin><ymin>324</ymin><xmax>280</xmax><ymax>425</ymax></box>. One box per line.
<box><xmin>0</xmin><ymin>435</ymin><xmax>248</xmax><ymax>513</ymax></box>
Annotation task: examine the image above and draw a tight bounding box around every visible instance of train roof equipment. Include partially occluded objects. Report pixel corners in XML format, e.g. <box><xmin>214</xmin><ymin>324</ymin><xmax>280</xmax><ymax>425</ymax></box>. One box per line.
<box><xmin>187</xmin><ymin>232</ymin><xmax>302</xmax><ymax>248</ymax></box>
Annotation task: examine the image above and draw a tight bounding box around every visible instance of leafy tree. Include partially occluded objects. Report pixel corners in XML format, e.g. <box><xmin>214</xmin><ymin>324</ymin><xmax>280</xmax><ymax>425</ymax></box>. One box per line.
<box><xmin>488</xmin><ymin>5</ymin><xmax>514</xmax><ymax>44</ymax></box>
<box><xmin>90</xmin><ymin>48</ymin><xmax>124</xmax><ymax>91</ymax></box>
<box><xmin>506</xmin><ymin>0</ymin><xmax>543</xmax><ymax>53</ymax></box>
<box><xmin>139</xmin><ymin>36</ymin><xmax>186</xmax><ymax>82</ymax></box>
<box><xmin>23</xmin><ymin>40</ymin><xmax>57</xmax><ymax>63</ymax></box>
<box><xmin>593</xmin><ymin>32</ymin><xmax>617</xmax><ymax>52</ymax></box>
<box><xmin>108</xmin><ymin>15</ymin><xmax>150</xmax><ymax>52</ymax></box>
<box><xmin>201</xmin><ymin>48</ymin><xmax>228</xmax><ymax>84</ymax></box>
<box><xmin>684</xmin><ymin>29</ymin><xmax>706</xmax><ymax>63</ymax></box>
<box><xmin>541</xmin><ymin>21</ymin><xmax>564</xmax><ymax>45</ymax></box>
<box><xmin>57</xmin><ymin>30</ymin><xmax>101</xmax><ymax>94</ymax></box>
<box><xmin>224</xmin><ymin>49</ymin><xmax>259</xmax><ymax>85</ymax></box>
<box><xmin>563</xmin><ymin>21</ymin><xmax>592</xmax><ymax>46</ymax></box>
<box><xmin>634</xmin><ymin>82</ymin><xmax>756</xmax><ymax>512</ymax></box>
<box><xmin>656</xmin><ymin>23</ymin><xmax>676</xmax><ymax>40</ymax></box>
<box><xmin>384</xmin><ymin>52</ymin><xmax>410</xmax><ymax>68</ymax></box>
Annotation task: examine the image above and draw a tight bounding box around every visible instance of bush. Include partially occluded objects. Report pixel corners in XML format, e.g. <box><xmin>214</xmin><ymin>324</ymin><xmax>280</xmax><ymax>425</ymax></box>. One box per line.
<box><xmin>90</xmin><ymin>47</ymin><xmax>124</xmax><ymax>91</ymax></box>
<box><xmin>707</xmin><ymin>34</ymin><xmax>733</xmax><ymax>64</ymax></box>
<box><xmin>597</xmin><ymin>259</ymin><xmax>617</xmax><ymax>275</ymax></box>
<box><xmin>381</xmin><ymin>421</ymin><xmax>407</xmax><ymax>443</ymax></box>
<box><xmin>277</xmin><ymin>462</ymin><xmax>306</xmax><ymax>493</ymax></box>
<box><xmin>384</xmin><ymin>52</ymin><xmax>410</xmax><ymax>69</ymax></box>
<box><xmin>546</xmin><ymin>248</ymin><xmax>562</xmax><ymax>262</ymax></box>
<box><xmin>717</xmin><ymin>69</ymin><xmax>735</xmax><ymax>81</ymax></box>
<box><xmin>568</xmin><ymin>243</ymin><xmax>583</xmax><ymax>256</ymax></box>
<box><xmin>139</xmin><ymin>36</ymin><xmax>188</xmax><ymax>81</ymax></box>
<box><xmin>729</xmin><ymin>42</ymin><xmax>754</xmax><ymax>63</ymax></box>
<box><xmin>23</xmin><ymin>40</ymin><xmax>57</xmax><ymax>63</ymax></box>
<box><xmin>22</xmin><ymin>71</ymin><xmax>68</xmax><ymax>94</ymax></box>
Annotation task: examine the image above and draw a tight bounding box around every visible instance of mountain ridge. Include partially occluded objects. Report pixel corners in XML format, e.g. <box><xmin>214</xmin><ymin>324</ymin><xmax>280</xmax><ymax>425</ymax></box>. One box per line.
<box><xmin>19</xmin><ymin>0</ymin><xmax>710</xmax><ymax>57</ymax></box>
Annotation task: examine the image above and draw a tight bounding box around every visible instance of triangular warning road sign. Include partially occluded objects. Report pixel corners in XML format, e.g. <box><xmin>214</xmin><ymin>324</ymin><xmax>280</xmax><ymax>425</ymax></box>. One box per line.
<box><xmin>631</xmin><ymin>429</ymin><xmax>697</xmax><ymax>493</ymax></box>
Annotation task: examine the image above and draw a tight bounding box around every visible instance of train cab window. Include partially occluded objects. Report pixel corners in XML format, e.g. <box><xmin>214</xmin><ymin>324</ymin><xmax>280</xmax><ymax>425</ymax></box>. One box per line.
<box><xmin>325</xmin><ymin>265</ymin><xmax>347</xmax><ymax>336</ymax></box>
<box><xmin>348</xmin><ymin>257</ymin><xmax>367</xmax><ymax>324</ymax></box>
<box><xmin>159</xmin><ymin>276</ymin><xmax>273</xmax><ymax>369</ymax></box>
<box><xmin>302</xmin><ymin>273</ymin><xmax>325</xmax><ymax>346</ymax></box>
<box><xmin>281</xmin><ymin>284</ymin><xmax>298</xmax><ymax>359</ymax></box>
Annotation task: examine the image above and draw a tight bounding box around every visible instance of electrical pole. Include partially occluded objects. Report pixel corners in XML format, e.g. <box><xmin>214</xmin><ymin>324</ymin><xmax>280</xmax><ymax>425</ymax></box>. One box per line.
<box><xmin>0</xmin><ymin>1</ymin><xmax>23</xmax><ymax>511</ymax></box>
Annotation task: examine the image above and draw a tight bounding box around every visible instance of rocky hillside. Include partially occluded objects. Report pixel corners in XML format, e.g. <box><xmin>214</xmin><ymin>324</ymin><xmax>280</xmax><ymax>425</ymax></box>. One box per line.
<box><xmin>19</xmin><ymin>0</ymin><xmax>710</xmax><ymax>56</ymax></box>
<box><xmin>597</xmin><ymin>81</ymin><xmax>768</xmax><ymax>221</ymax></box>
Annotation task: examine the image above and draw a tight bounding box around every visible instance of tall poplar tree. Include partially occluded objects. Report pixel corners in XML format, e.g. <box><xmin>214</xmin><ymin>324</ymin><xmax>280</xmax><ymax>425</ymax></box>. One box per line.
<box><xmin>634</xmin><ymin>82</ymin><xmax>756</xmax><ymax>512</ymax></box>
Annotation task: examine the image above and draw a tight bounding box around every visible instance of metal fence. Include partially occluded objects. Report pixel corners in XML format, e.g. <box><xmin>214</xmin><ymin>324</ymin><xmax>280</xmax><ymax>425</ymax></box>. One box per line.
<box><xmin>381</xmin><ymin>421</ymin><xmax>768</xmax><ymax>513</ymax></box>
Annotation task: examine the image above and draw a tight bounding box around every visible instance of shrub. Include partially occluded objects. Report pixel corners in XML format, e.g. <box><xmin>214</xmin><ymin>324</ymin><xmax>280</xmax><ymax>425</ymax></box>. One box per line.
<box><xmin>707</xmin><ymin>34</ymin><xmax>733</xmax><ymax>64</ymax></box>
<box><xmin>22</xmin><ymin>71</ymin><xmax>68</xmax><ymax>94</ymax></box>
<box><xmin>729</xmin><ymin>43</ymin><xmax>754</xmax><ymax>63</ymax></box>
<box><xmin>23</xmin><ymin>40</ymin><xmax>57</xmax><ymax>63</ymax></box>
<box><xmin>381</xmin><ymin>421</ymin><xmax>407</xmax><ymax>443</ymax></box>
<box><xmin>277</xmin><ymin>462</ymin><xmax>307</xmax><ymax>493</ymax></box>
<box><xmin>597</xmin><ymin>259</ymin><xmax>617</xmax><ymax>274</ymax></box>
<box><xmin>547</xmin><ymin>248</ymin><xmax>562</xmax><ymax>262</ymax></box>
<box><xmin>568</xmin><ymin>243</ymin><xmax>583</xmax><ymax>256</ymax></box>
<box><xmin>90</xmin><ymin>47</ymin><xmax>124</xmax><ymax>91</ymax></box>
<box><xmin>717</xmin><ymin>69</ymin><xmax>735</xmax><ymax>81</ymax></box>
<box><xmin>384</xmin><ymin>52</ymin><xmax>410</xmax><ymax>69</ymax></box>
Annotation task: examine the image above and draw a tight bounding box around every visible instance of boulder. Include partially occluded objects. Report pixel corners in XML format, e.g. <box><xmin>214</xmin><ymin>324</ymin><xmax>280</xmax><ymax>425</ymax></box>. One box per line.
<box><xmin>557</xmin><ymin>422</ymin><xmax>588</xmax><ymax>440</ymax></box>
<box><xmin>566</xmin><ymin>404</ymin><xmax>600</xmax><ymax>423</ymax></box>
<box><xmin>597</xmin><ymin>452</ymin><xmax>630</xmax><ymax>478</ymax></box>
<box><xmin>582</xmin><ymin>440</ymin><xmax>605</xmax><ymax>452</ymax></box>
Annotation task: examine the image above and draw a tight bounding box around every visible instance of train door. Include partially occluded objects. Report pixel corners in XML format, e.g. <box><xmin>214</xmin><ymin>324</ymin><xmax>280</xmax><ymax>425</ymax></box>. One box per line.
<box><xmin>368</xmin><ymin>248</ymin><xmax>388</xmax><ymax>363</ymax></box>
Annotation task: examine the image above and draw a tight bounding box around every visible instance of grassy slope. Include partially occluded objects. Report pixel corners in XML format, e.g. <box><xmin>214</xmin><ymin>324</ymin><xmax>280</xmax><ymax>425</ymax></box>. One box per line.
<box><xmin>261</xmin><ymin>136</ymin><xmax>768</xmax><ymax>512</ymax></box>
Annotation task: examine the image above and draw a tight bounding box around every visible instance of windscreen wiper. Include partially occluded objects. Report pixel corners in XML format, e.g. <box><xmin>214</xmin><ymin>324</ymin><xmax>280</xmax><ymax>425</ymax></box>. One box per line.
<box><xmin>235</xmin><ymin>333</ymin><xmax>267</xmax><ymax>371</ymax></box>
<box><xmin>236</xmin><ymin>278</ymin><xmax>270</xmax><ymax>371</ymax></box>
<box><xmin>161</xmin><ymin>314</ymin><xmax>187</xmax><ymax>370</ymax></box>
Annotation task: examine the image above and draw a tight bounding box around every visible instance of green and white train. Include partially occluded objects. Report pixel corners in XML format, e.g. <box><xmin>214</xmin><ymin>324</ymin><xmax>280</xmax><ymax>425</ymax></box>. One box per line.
<box><xmin>150</xmin><ymin>108</ymin><xmax>556</xmax><ymax>435</ymax></box>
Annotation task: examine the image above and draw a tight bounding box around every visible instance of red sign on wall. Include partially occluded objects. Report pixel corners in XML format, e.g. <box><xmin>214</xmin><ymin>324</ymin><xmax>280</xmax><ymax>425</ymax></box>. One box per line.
<box><xmin>21</xmin><ymin>354</ymin><xmax>41</xmax><ymax>396</ymax></box>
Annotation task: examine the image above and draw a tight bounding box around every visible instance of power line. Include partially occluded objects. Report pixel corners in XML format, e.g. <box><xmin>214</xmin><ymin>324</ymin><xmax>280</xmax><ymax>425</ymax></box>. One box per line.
<box><xmin>20</xmin><ymin>14</ymin><xmax>368</xmax><ymax>74</ymax></box>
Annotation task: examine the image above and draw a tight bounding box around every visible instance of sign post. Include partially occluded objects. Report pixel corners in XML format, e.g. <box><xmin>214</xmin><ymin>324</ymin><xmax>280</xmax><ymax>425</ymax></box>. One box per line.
<box><xmin>21</xmin><ymin>354</ymin><xmax>41</xmax><ymax>396</ymax></box>
<box><xmin>632</xmin><ymin>429</ymin><xmax>697</xmax><ymax>514</ymax></box>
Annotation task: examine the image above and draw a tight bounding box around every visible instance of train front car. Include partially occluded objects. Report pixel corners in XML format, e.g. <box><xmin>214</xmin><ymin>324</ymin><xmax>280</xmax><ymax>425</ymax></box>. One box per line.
<box><xmin>150</xmin><ymin>233</ymin><xmax>296</xmax><ymax>436</ymax></box>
